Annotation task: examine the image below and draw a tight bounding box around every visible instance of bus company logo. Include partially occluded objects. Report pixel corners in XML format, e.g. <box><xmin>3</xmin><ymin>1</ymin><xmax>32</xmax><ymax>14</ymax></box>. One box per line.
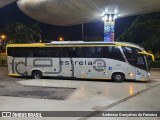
<box><xmin>93</xmin><ymin>59</ymin><xmax>106</xmax><ymax>72</ymax></box>
<box><xmin>2</xmin><ymin>112</ymin><xmax>11</xmax><ymax>117</ymax></box>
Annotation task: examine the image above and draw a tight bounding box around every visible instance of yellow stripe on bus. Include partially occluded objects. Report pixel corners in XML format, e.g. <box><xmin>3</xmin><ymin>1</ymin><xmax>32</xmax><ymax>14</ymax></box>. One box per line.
<box><xmin>45</xmin><ymin>44</ymin><xmax>116</xmax><ymax>47</ymax></box>
<box><xmin>6</xmin><ymin>43</ymin><xmax>138</xmax><ymax>48</ymax></box>
<box><xmin>9</xmin><ymin>74</ymin><xmax>21</xmax><ymax>76</ymax></box>
<box><xmin>80</xmin><ymin>77</ymin><xmax>111</xmax><ymax>80</ymax></box>
<box><xmin>6</xmin><ymin>43</ymin><xmax>45</xmax><ymax>47</ymax></box>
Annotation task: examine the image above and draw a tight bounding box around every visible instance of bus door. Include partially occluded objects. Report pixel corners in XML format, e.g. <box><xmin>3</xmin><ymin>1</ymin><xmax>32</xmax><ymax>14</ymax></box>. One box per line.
<box><xmin>60</xmin><ymin>58</ymin><xmax>74</xmax><ymax>78</ymax></box>
<box><xmin>61</xmin><ymin>48</ymin><xmax>76</xmax><ymax>78</ymax></box>
<box><xmin>122</xmin><ymin>46</ymin><xmax>138</xmax><ymax>80</ymax></box>
<box><xmin>135</xmin><ymin>55</ymin><xmax>148</xmax><ymax>81</ymax></box>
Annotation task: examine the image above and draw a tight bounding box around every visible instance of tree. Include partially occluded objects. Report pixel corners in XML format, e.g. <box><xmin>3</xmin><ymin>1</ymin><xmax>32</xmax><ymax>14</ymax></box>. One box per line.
<box><xmin>117</xmin><ymin>13</ymin><xmax>160</xmax><ymax>55</ymax></box>
<box><xmin>4</xmin><ymin>22</ymin><xmax>42</xmax><ymax>43</ymax></box>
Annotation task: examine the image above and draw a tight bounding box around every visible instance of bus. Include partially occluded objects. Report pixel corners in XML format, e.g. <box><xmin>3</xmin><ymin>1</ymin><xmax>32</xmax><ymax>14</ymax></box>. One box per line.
<box><xmin>6</xmin><ymin>42</ymin><xmax>154</xmax><ymax>82</ymax></box>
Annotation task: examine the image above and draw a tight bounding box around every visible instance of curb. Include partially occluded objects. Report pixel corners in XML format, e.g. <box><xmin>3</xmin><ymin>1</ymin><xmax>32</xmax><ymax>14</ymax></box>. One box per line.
<box><xmin>151</xmin><ymin>68</ymin><xmax>160</xmax><ymax>70</ymax></box>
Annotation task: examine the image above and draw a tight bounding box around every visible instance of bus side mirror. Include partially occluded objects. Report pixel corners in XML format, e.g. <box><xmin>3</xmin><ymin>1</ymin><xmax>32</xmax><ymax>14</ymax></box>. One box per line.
<box><xmin>138</xmin><ymin>52</ymin><xmax>155</xmax><ymax>61</ymax></box>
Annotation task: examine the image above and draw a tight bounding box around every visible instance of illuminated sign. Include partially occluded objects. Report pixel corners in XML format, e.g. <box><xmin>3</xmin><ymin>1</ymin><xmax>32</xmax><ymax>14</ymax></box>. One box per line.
<box><xmin>104</xmin><ymin>21</ymin><xmax>115</xmax><ymax>42</ymax></box>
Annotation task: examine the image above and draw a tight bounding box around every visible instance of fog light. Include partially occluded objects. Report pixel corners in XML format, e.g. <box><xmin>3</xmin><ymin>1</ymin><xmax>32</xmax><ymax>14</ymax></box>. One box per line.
<box><xmin>128</xmin><ymin>73</ymin><xmax>133</xmax><ymax>76</ymax></box>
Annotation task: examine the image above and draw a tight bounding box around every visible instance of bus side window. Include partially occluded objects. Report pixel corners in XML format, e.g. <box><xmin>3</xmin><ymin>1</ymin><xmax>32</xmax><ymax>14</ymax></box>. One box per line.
<box><xmin>14</xmin><ymin>48</ymin><xmax>22</xmax><ymax>57</ymax></box>
<box><xmin>96</xmin><ymin>47</ymin><xmax>103</xmax><ymax>58</ymax></box>
<box><xmin>7</xmin><ymin>48</ymin><xmax>14</xmax><ymax>56</ymax></box>
<box><xmin>122</xmin><ymin>47</ymin><xmax>136</xmax><ymax>66</ymax></box>
<box><xmin>101</xmin><ymin>46</ymin><xmax>125</xmax><ymax>62</ymax></box>
<box><xmin>62</xmin><ymin>48</ymin><xmax>69</xmax><ymax>57</ymax></box>
<box><xmin>68</xmin><ymin>47</ymin><xmax>77</xmax><ymax>57</ymax></box>
<box><xmin>22</xmin><ymin>48</ymin><xmax>34</xmax><ymax>57</ymax></box>
<box><xmin>83</xmin><ymin>47</ymin><xmax>93</xmax><ymax>58</ymax></box>
<box><xmin>113</xmin><ymin>46</ymin><xmax>125</xmax><ymax>61</ymax></box>
<box><xmin>76</xmin><ymin>47</ymin><xmax>82</xmax><ymax>57</ymax></box>
<box><xmin>90</xmin><ymin>47</ymin><xmax>96</xmax><ymax>57</ymax></box>
<box><xmin>46</xmin><ymin>48</ymin><xmax>62</xmax><ymax>57</ymax></box>
<box><xmin>28</xmin><ymin>52</ymin><xmax>33</xmax><ymax>57</ymax></box>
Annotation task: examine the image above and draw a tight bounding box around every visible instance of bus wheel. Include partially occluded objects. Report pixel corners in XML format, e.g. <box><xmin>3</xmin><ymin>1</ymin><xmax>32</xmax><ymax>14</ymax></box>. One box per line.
<box><xmin>112</xmin><ymin>73</ymin><xmax>124</xmax><ymax>83</ymax></box>
<box><xmin>32</xmin><ymin>70</ymin><xmax>42</xmax><ymax>79</ymax></box>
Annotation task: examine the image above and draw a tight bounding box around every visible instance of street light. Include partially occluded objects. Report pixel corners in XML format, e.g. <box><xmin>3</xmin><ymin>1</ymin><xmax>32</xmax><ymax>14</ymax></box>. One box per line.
<box><xmin>0</xmin><ymin>34</ymin><xmax>6</xmax><ymax>39</ymax></box>
<box><xmin>102</xmin><ymin>13</ymin><xmax>118</xmax><ymax>22</ymax></box>
<box><xmin>59</xmin><ymin>37</ymin><xmax>64</xmax><ymax>41</ymax></box>
<box><xmin>0</xmin><ymin>34</ymin><xmax>7</xmax><ymax>53</ymax></box>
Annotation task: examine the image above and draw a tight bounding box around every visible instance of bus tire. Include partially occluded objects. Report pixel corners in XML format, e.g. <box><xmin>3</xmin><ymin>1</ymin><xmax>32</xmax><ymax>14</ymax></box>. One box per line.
<box><xmin>32</xmin><ymin>70</ymin><xmax>42</xmax><ymax>79</ymax></box>
<box><xmin>112</xmin><ymin>73</ymin><xmax>124</xmax><ymax>83</ymax></box>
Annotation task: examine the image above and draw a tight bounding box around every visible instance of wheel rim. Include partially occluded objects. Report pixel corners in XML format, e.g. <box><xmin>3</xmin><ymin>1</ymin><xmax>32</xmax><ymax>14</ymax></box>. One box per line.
<box><xmin>33</xmin><ymin>72</ymin><xmax>41</xmax><ymax>79</ymax></box>
<box><xmin>34</xmin><ymin>74</ymin><xmax>40</xmax><ymax>79</ymax></box>
<box><xmin>115</xmin><ymin>74</ymin><xmax>122</xmax><ymax>80</ymax></box>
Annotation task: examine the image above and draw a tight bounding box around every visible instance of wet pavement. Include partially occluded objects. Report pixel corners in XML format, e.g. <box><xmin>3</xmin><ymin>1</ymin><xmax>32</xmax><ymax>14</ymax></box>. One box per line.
<box><xmin>0</xmin><ymin>82</ymin><xmax>75</xmax><ymax>100</ymax></box>
<box><xmin>0</xmin><ymin>67</ymin><xmax>160</xmax><ymax>120</ymax></box>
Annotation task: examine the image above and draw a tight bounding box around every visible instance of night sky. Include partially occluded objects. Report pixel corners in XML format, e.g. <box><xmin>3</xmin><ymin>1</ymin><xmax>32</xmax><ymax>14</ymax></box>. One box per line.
<box><xmin>0</xmin><ymin>2</ymin><xmax>136</xmax><ymax>41</ymax></box>
<box><xmin>115</xmin><ymin>16</ymin><xmax>137</xmax><ymax>39</ymax></box>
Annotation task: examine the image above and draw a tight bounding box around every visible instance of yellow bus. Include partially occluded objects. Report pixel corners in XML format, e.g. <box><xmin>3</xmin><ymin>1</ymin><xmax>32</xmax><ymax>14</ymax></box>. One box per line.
<box><xmin>6</xmin><ymin>41</ymin><xmax>154</xmax><ymax>82</ymax></box>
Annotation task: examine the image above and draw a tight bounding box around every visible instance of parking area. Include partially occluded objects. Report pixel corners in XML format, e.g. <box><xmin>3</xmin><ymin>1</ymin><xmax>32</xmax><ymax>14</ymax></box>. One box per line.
<box><xmin>0</xmin><ymin>67</ymin><xmax>160</xmax><ymax>120</ymax></box>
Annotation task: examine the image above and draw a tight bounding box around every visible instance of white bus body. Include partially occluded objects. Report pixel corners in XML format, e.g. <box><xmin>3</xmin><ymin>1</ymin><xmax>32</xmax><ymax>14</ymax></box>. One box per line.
<box><xmin>6</xmin><ymin>42</ymin><xmax>154</xmax><ymax>82</ymax></box>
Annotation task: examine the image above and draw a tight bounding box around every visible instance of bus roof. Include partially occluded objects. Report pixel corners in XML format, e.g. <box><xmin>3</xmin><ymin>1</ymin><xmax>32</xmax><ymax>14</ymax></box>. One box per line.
<box><xmin>6</xmin><ymin>41</ymin><xmax>143</xmax><ymax>50</ymax></box>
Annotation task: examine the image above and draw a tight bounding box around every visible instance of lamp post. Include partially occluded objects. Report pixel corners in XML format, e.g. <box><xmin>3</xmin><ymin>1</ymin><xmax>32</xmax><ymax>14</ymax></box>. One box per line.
<box><xmin>82</xmin><ymin>24</ymin><xmax>84</xmax><ymax>41</ymax></box>
<box><xmin>0</xmin><ymin>34</ymin><xmax>7</xmax><ymax>52</ymax></box>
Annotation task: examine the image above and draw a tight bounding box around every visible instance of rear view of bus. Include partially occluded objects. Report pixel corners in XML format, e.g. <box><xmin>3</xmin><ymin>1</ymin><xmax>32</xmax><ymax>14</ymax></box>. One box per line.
<box><xmin>6</xmin><ymin>42</ymin><xmax>154</xmax><ymax>82</ymax></box>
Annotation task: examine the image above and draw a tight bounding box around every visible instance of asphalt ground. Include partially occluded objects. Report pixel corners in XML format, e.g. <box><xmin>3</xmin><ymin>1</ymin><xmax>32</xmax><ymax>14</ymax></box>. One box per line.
<box><xmin>0</xmin><ymin>67</ymin><xmax>76</xmax><ymax>100</ymax></box>
<box><xmin>0</xmin><ymin>67</ymin><xmax>160</xmax><ymax>120</ymax></box>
